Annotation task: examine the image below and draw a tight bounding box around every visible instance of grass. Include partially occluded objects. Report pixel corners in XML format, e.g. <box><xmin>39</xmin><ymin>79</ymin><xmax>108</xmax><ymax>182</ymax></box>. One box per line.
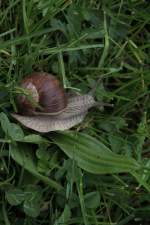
<box><xmin>0</xmin><ymin>0</ymin><xmax>150</xmax><ymax>224</ymax></box>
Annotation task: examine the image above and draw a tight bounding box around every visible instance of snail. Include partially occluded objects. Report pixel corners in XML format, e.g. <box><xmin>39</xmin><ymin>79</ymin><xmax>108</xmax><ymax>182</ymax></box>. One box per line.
<box><xmin>12</xmin><ymin>72</ymin><xmax>106</xmax><ymax>133</ymax></box>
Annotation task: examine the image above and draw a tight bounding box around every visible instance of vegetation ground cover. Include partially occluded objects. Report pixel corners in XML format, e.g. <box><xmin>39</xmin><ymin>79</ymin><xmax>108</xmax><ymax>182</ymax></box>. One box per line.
<box><xmin>0</xmin><ymin>0</ymin><xmax>150</xmax><ymax>224</ymax></box>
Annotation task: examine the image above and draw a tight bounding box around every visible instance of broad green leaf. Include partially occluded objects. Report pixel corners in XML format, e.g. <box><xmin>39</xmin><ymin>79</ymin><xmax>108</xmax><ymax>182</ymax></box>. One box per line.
<box><xmin>6</xmin><ymin>186</ymin><xmax>43</xmax><ymax>218</ymax></box>
<box><xmin>9</xmin><ymin>123</ymin><xmax>24</xmax><ymax>140</ymax></box>
<box><xmin>19</xmin><ymin>134</ymin><xmax>49</xmax><ymax>144</ymax></box>
<box><xmin>23</xmin><ymin>185</ymin><xmax>42</xmax><ymax>218</ymax></box>
<box><xmin>10</xmin><ymin>143</ymin><xmax>62</xmax><ymax>191</ymax></box>
<box><xmin>0</xmin><ymin>112</ymin><xmax>11</xmax><ymax>135</ymax></box>
<box><xmin>36</xmin><ymin>146</ymin><xmax>59</xmax><ymax>174</ymax></box>
<box><xmin>5</xmin><ymin>188</ymin><xmax>25</xmax><ymax>206</ymax></box>
<box><xmin>36</xmin><ymin>147</ymin><xmax>50</xmax><ymax>161</ymax></box>
<box><xmin>0</xmin><ymin>112</ymin><xmax>24</xmax><ymax>140</ymax></box>
<box><xmin>53</xmin><ymin>132</ymin><xmax>140</xmax><ymax>174</ymax></box>
<box><xmin>84</xmin><ymin>191</ymin><xmax>100</xmax><ymax>209</ymax></box>
<box><xmin>37</xmin><ymin>160</ymin><xmax>49</xmax><ymax>174</ymax></box>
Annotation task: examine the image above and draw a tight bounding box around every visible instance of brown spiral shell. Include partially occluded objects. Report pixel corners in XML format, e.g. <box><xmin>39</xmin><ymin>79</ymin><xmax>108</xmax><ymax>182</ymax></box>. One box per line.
<box><xmin>17</xmin><ymin>72</ymin><xmax>67</xmax><ymax>115</ymax></box>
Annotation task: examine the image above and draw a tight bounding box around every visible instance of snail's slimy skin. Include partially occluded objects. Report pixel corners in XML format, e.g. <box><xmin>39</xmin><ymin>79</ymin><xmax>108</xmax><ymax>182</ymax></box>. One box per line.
<box><xmin>12</xmin><ymin>94</ymin><xmax>95</xmax><ymax>133</ymax></box>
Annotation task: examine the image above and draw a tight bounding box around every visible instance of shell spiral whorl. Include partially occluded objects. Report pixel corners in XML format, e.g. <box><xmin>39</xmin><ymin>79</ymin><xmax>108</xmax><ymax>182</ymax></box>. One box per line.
<box><xmin>17</xmin><ymin>72</ymin><xmax>67</xmax><ymax>115</ymax></box>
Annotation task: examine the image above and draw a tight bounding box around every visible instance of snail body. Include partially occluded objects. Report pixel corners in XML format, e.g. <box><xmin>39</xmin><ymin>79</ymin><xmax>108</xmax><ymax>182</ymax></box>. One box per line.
<box><xmin>18</xmin><ymin>72</ymin><xmax>67</xmax><ymax>115</ymax></box>
<box><xmin>12</xmin><ymin>94</ymin><xmax>95</xmax><ymax>132</ymax></box>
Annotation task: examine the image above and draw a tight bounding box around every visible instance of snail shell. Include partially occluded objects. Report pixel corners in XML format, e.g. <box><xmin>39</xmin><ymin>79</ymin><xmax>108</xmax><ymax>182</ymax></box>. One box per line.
<box><xmin>17</xmin><ymin>72</ymin><xmax>67</xmax><ymax>115</ymax></box>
